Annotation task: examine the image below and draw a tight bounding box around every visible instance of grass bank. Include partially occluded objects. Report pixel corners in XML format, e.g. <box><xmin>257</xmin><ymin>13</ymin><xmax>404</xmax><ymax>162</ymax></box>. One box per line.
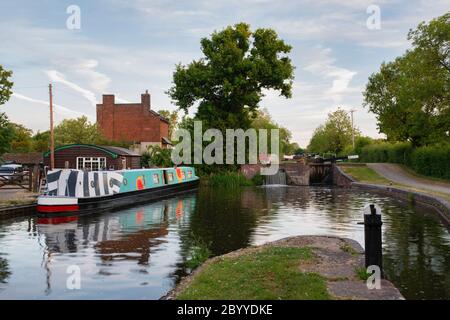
<box><xmin>340</xmin><ymin>164</ymin><xmax>450</xmax><ymax>202</ymax></box>
<box><xmin>340</xmin><ymin>165</ymin><xmax>390</xmax><ymax>185</ymax></box>
<box><xmin>177</xmin><ymin>246</ymin><xmax>329</xmax><ymax>300</ymax></box>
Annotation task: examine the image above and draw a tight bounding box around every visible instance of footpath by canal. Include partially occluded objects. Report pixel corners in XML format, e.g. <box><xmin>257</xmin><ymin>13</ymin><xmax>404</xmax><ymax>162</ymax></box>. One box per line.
<box><xmin>336</xmin><ymin>163</ymin><xmax>450</xmax><ymax>225</ymax></box>
<box><xmin>0</xmin><ymin>186</ymin><xmax>37</xmax><ymax>220</ymax></box>
<box><xmin>367</xmin><ymin>163</ymin><xmax>450</xmax><ymax>196</ymax></box>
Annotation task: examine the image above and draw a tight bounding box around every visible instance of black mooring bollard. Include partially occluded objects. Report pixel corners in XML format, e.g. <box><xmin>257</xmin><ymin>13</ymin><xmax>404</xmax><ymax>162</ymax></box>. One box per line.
<box><xmin>363</xmin><ymin>204</ymin><xmax>383</xmax><ymax>275</ymax></box>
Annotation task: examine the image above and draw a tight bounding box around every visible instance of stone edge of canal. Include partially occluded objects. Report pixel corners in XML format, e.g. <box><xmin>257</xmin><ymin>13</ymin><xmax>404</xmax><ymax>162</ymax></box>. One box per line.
<box><xmin>0</xmin><ymin>203</ymin><xmax>36</xmax><ymax>221</ymax></box>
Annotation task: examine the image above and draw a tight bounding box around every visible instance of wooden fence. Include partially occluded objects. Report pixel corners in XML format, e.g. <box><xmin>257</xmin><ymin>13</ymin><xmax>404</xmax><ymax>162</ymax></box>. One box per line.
<box><xmin>0</xmin><ymin>166</ymin><xmax>42</xmax><ymax>192</ymax></box>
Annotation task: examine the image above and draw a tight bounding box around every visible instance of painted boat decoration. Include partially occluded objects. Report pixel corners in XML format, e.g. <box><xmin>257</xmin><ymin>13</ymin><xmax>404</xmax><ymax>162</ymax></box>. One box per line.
<box><xmin>37</xmin><ymin>166</ymin><xmax>199</xmax><ymax>216</ymax></box>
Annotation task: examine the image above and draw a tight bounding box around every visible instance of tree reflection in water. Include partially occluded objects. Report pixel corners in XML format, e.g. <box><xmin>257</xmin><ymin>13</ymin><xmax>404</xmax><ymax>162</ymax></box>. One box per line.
<box><xmin>0</xmin><ymin>256</ymin><xmax>10</xmax><ymax>285</ymax></box>
<box><xmin>0</xmin><ymin>225</ymin><xmax>11</xmax><ymax>286</ymax></box>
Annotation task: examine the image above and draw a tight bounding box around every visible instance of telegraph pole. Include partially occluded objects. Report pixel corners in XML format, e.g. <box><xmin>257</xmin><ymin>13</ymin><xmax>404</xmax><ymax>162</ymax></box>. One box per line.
<box><xmin>49</xmin><ymin>84</ymin><xmax>55</xmax><ymax>169</ymax></box>
<box><xmin>350</xmin><ymin>109</ymin><xmax>357</xmax><ymax>150</ymax></box>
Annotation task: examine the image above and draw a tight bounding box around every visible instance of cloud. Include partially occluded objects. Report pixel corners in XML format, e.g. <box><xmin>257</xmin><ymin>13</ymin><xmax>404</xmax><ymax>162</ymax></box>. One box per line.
<box><xmin>1</xmin><ymin>0</ymin><xmax>444</xmax><ymax>146</ymax></box>
<box><xmin>45</xmin><ymin>70</ymin><xmax>98</xmax><ymax>107</ymax></box>
<box><xmin>12</xmin><ymin>92</ymin><xmax>87</xmax><ymax>119</ymax></box>
<box><xmin>65</xmin><ymin>59</ymin><xmax>111</xmax><ymax>92</ymax></box>
<box><xmin>304</xmin><ymin>48</ymin><xmax>358</xmax><ymax>102</ymax></box>
<box><xmin>115</xmin><ymin>97</ymin><xmax>131</xmax><ymax>103</ymax></box>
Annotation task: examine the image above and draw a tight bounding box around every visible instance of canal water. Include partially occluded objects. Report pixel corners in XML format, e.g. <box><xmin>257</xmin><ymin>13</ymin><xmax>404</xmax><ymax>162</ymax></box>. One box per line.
<box><xmin>0</xmin><ymin>186</ymin><xmax>449</xmax><ymax>300</ymax></box>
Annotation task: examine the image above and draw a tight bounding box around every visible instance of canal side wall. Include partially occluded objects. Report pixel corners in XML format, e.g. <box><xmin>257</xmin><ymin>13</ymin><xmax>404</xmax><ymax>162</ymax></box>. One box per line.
<box><xmin>283</xmin><ymin>163</ymin><xmax>310</xmax><ymax>185</ymax></box>
<box><xmin>333</xmin><ymin>164</ymin><xmax>450</xmax><ymax>225</ymax></box>
<box><xmin>240</xmin><ymin>163</ymin><xmax>311</xmax><ymax>185</ymax></box>
<box><xmin>351</xmin><ymin>183</ymin><xmax>450</xmax><ymax>226</ymax></box>
<box><xmin>240</xmin><ymin>164</ymin><xmax>262</xmax><ymax>179</ymax></box>
<box><xmin>332</xmin><ymin>164</ymin><xmax>355</xmax><ymax>187</ymax></box>
<box><xmin>0</xmin><ymin>204</ymin><xmax>36</xmax><ymax>220</ymax></box>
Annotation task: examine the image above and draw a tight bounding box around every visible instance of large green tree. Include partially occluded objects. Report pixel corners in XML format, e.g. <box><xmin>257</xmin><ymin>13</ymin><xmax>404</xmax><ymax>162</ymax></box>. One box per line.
<box><xmin>32</xmin><ymin>130</ymin><xmax>51</xmax><ymax>152</ymax></box>
<box><xmin>307</xmin><ymin>125</ymin><xmax>328</xmax><ymax>154</ymax></box>
<box><xmin>168</xmin><ymin>23</ymin><xmax>294</xmax><ymax>130</ymax></box>
<box><xmin>0</xmin><ymin>65</ymin><xmax>13</xmax><ymax>106</ymax></box>
<box><xmin>158</xmin><ymin>109</ymin><xmax>179</xmax><ymax>140</ymax></box>
<box><xmin>9</xmin><ymin>123</ymin><xmax>33</xmax><ymax>152</ymax></box>
<box><xmin>0</xmin><ymin>114</ymin><xmax>14</xmax><ymax>155</ymax></box>
<box><xmin>0</xmin><ymin>65</ymin><xmax>14</xmax><ymax>155</ymax></box>
<box><xmin>364</xmin><ymin>13</ymin><xmax>450</xmax><ymax>146</ymax></box>
<box><xmin>308</xmin><ymin>108</ymin><xmax>358</xmax><ymax>154</ymax></box>
<box><xmin>54</xmin><ymin>116</ymin><xmax>99</xmax><ymax>146</ymax></box>
<box><xmin>251</xmin><ymin>108</ymin><xmax>297</xmax><ymax>155</ymax></box>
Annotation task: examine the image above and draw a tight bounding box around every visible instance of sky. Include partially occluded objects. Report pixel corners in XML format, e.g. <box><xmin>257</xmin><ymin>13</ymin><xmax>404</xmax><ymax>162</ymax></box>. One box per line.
<box><xmin>0</xmin><ymin>0</ymin><xmax>449</xmax><ymax>147</ymax></box>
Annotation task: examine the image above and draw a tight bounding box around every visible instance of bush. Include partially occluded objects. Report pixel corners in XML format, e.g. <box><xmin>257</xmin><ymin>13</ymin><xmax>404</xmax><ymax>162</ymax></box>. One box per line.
<box><xmin>186</xmin><ymin>235</ymin><xmax>211</xmax><ymax>270</ymax></box>
<box><xmin>410</xmin><ymin>146</ymin><xmax>450</xmax><ymax>180</ymax></box>
<box><xmin>360</xmin><ymin>141</ymin><xmax>450</xmax><ymax>180</ymax></box>
<box><xmin>387</xmin><ymin>142</ymin><xmax>413</xmax><ymax>164</ymax></box>
<box><xmin>142</xmin><ymin>145</ymin><xmax>172</xmax><ymax>167</ymax></box>
<box><xmin>251</xmin><ymin>173</ymin><xmax>264</xmax><ymax>186</ymax></box>
<box><xmin>208</xmin><ymin>172</ymin><xmax>253</xmax><ymax>188</ymax></box>
<box><xmin>194</xmin><ymin>164</ymin><xmax>240</xmax><ymax>177</ymax></box>
<box><xmin>360</xmin><ymin>143</ymin><xmax>389</xmax><ymax>162</ymax></box>
<box><xmin>360</xmin><ymin>142</ymin><xmax>412</xmax><ymax>164</ymax></box>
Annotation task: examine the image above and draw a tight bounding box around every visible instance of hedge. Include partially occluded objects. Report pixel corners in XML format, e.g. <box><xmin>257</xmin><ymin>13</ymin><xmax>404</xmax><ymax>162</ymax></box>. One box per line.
<box><xmin>360</xmin><ymin>142</ymin><xmax>450</xmax><ymax>180</ymax></box>
<box><xmin>360</xmin><ymin>142</ymin><xmax>413</xmax><ymax>164</ymax></box>
<box><xmin>410</xmin><ymin>146</ymin><xmax>450</xmax><ymax>180</ymax></box>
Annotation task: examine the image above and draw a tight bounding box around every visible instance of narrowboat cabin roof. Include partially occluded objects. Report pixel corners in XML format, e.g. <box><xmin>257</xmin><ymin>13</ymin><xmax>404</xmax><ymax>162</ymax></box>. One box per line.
<box><xmin>43</xmin><ymin>144</ymin><xmax>140</xmax><ymax>158</ymax></box>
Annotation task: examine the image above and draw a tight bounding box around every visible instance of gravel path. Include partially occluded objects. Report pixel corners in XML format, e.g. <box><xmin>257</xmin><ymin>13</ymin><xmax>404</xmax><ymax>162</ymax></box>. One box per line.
<box><xmin>367</xmin><ymin>163</ymin><xmax>450</xmax><ymax>195</ymax></box>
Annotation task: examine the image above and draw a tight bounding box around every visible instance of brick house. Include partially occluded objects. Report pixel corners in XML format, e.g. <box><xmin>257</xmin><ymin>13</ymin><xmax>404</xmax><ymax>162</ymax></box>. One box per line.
<box><xmin>96</xmin><ymin>91</ymin><xmax>171</xmax><ymax>153</ymax></box>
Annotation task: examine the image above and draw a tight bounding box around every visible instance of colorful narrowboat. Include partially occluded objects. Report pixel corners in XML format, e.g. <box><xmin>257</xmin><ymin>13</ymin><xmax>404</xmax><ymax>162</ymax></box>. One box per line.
<box><xmin>37</xmin><ymin>166</ymin><xmax>199</xmax><ymax>216</ymax></box>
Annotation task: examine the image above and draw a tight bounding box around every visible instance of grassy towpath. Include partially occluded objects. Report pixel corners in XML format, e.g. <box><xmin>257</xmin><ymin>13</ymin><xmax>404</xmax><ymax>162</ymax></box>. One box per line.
<box><xmin>166</xmin><ymin>236</ymin><xmax>403</xmax><ymax>300</ymax></box>
<box><xmin>340</xmin><ymin>164</ymin><xmax>450</xmax><ymax>202</ymax></box>
<box><xmin>0</xmin><ymin>186</ymin><xmax>37</xmax><ymax>208</ymax></box>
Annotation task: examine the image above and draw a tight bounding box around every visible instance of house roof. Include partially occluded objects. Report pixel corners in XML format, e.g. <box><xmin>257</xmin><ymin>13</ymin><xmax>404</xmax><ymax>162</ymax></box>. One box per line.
<box><xmin>161</xmin><ymin>137</ymin><xmax>173</xmax><ymax>145</ymax></box>
<box><xmin>150</xmin><ymin>110</ymin><xmax>169</xmax><ymax>123</ymax></box>
<box><xmin>1</xmin><ymin>152</ymin><xmax>43</xmax><ymax>164</ymax></box>
<box><xmin>100</xmin><ymin>146</ymin><xmax>141</xmax><ymax>156</ymax></box>
<box><xmin>43</xmin><ymin>144</ymin><xmax>140</xmax><ymax>158</ymax></box>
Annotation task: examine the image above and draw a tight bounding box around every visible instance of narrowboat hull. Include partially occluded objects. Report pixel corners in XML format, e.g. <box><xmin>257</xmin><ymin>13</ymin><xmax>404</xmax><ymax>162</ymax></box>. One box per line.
<box><xmin>37</xmin><ymin>179</ymin><xmax>199</xmax><ymax>217</ymax></box>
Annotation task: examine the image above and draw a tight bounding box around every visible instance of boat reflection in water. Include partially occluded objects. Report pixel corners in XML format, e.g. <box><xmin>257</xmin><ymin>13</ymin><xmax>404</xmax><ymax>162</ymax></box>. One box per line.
<box><xmin>34</xmin><ymin>193</ymin><xmax>196</xmax><ymax>299</ymax></box>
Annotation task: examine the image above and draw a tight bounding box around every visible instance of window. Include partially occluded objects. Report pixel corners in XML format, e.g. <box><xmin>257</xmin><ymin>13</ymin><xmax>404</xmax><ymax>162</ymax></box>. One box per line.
<box><xmin>167</xmin><ymin>172</ymin><xmax>174</xmax><ymax>182</ymax></box>
<box><xmin>153</xmin><ymin>174</ymin><xmax>159</xmax><ymax>184</ymax></box>
<box><xmin>187</xmin><ymin>171</ymin><xmax>192</xmax><ymax>178</ymax></box>
<box><xmin>76</xmin><ymin>157</ymin><xmax>106</xmax><ymax>171</ymax></box>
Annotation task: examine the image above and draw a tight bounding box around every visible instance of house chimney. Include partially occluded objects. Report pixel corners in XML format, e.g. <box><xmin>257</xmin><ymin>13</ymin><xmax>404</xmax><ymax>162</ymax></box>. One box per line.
<box><xmin>102</xmin><ymin>94</ymin><xmax>115</xmax><ymax>105</ymax></box>
<box><xmin>141</xmin><ymin>90</ymin><xmax>150</xmax><ymax>110</ymax></box>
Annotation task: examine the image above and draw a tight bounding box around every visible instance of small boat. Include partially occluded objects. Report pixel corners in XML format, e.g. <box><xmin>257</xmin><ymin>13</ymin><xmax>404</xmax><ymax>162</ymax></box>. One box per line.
<box><xmin>37</xmin><ymin>166</ymin><xmax>199</xmax><ymax>216</ymax></box>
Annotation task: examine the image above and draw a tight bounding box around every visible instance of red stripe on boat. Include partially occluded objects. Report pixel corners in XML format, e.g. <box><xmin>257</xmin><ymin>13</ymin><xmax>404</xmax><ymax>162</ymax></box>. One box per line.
<box><xmin>37</xmin><ymin>205</ymin><xmax>79</xmax><ymax>213</ymax></box>
<box><xmin>37</xmin><ymin>216</ymin><xmax>79</xmax><ymax>224</ymax></box>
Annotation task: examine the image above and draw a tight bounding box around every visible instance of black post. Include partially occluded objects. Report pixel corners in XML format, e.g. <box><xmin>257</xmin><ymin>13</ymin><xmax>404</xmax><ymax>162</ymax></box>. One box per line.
<box><xmin>364</xmin><ymin>204</ymin><xmax>383</xmax><ymax>275</ymax></box>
